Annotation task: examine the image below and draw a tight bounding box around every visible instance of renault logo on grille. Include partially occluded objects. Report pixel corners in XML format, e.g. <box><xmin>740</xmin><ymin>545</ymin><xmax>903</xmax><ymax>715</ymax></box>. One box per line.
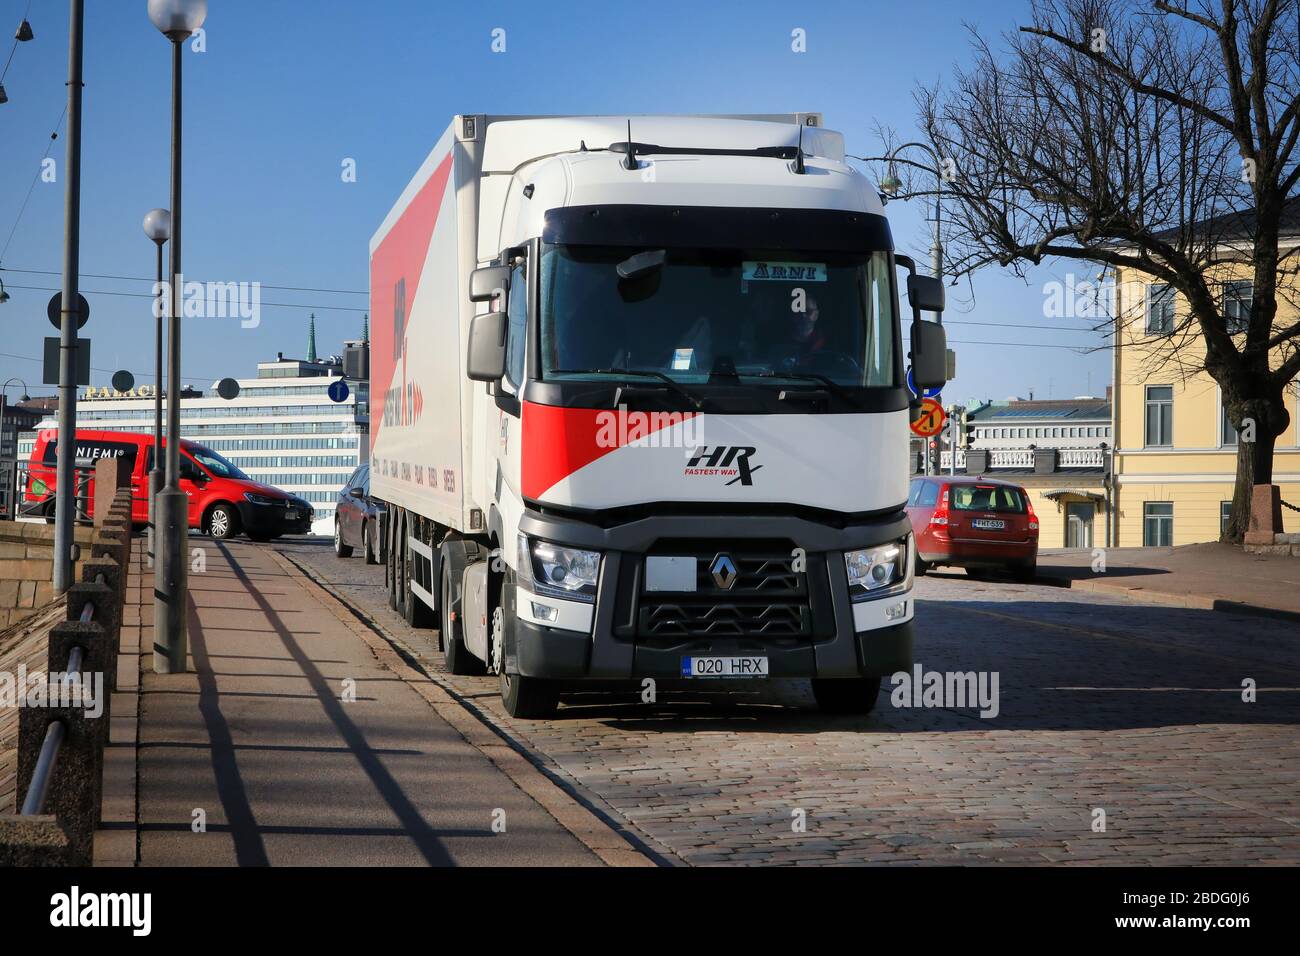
<box><xmin>710</xmin><ymin>553</ymin><xmax>738</xmax><ymax>590</ymax></box>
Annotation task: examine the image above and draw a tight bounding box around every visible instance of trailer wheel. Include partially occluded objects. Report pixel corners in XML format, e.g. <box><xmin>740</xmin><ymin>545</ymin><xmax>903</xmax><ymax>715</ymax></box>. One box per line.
<box><xmin>440</xmin><ymin>562</ymin><xmax>483</xmax><ymax>674</ymax></box>
<box><xmin>499</xmin><ymin>671</ymin><xmax>558</xmax><ymax>720</ymax></box>
<box><xmin>811</xmin><ymin>676</ymin><xmax>882</xmax><ymax>715</ymax></box>
<box><xmin>387</xmin><ymin>511</ymin><xmax>401</xmax><ymax>611</ymax></box>
<box><xmin>402</xmin><ymin>532</ymin><xmax>435</xmax><ymax>629</ymax></box>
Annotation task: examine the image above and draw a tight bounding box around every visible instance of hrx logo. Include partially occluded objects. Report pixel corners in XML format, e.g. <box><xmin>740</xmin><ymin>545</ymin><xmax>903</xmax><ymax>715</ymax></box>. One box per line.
<box><xmin>685</xmin><ymin>446</ymin><xmax>762</xmax><ymax>486</ymax></box>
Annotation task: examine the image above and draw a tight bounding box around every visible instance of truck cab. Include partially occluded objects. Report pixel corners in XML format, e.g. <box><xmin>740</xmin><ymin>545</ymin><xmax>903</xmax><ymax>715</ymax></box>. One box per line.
<box><xmin>369</xmin><ymin>114</ymin><xmax>947</xmax><ymax>718</ymax></box>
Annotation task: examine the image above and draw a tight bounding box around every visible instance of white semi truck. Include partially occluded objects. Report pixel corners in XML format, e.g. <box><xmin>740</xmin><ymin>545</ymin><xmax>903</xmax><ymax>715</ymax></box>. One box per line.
<box><xmin>368</xmin><ymin>114</ymin><xmax>948</xmax><ymax>718</ymax></box>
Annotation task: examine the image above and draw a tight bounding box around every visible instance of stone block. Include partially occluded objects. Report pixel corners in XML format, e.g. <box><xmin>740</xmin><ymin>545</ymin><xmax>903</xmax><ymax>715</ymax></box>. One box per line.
<box><xmin>1248</xmin><ymin>484</ymin><xmax>1283</xmax><ymax>537</ymax></box>
<box><xmin>17</xmin><ymin>704</ymin><xmax>104</xmax><ymax>864</ymax></box>
<box><xmin>0</xmin><ymin>815</ymin><xmax>77</xmax><ymax>867</ymax></box>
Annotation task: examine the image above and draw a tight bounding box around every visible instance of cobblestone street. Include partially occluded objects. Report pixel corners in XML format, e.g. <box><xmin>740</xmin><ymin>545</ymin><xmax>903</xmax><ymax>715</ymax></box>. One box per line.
<box><xmin>278</xmin><ymin>539</ymin><xmax>1300</xmax><ymax>866</ymax></box>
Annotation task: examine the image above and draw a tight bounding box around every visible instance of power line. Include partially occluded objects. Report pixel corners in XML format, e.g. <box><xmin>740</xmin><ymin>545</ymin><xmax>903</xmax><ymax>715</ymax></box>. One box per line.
<box><xmin>2</xmin><ymin>281</ymin><xmax>367</xmax><ymax>313</ymax></box>
<box><xmin>0</xmin><ymin>351</ymin><xmax>223</xmax><ymax>385</ymax></box>
<box><xmin>0</xmin><ymin>265</ymin><xmax>367</xmax><ymax>296</ymax></box>
<box><xmin>947</xmin><ymin>339</ymin><xmax>1103</xmax><ymax>352</ymax></box>
<box><xmin>0</xmin><ymin>105</ymin><xmax>68</xmax><ymax>265</ymax></box>
<box><xmin>0</xmin><ymin>0</ymin><xmax>34</xmax><ymax>85</ymax></box>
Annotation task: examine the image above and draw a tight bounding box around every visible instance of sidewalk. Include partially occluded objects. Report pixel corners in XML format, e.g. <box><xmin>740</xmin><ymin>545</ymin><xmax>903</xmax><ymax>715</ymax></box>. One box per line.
<box><xmin>1037</xmin><ymin>542</ymin><xmax>1300</xmax><ymax>619</ymax></box>
<box><xmin>118</xmin><ymin>537</ymin><xmax>643</xmax><ymax>867</ymax></box>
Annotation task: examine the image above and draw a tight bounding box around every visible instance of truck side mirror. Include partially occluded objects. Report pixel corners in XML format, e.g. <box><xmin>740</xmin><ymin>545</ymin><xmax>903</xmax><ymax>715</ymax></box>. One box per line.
<box><xmin>469</xmin><ymin>265</ymin><xmax>510</xmax><ymax>303</ymax></box>
<box><xmin>906</xmin><ymin>274</ymin><xmax>946</xmax><ymax>314</ymax></box>
<box><xmin>910</xmin><ymin>319</ymin><xmax>948</xmax><ymax>390</ymax></box>
<box><xmin>466</xmin><ymin>311</ymin><xmax>508</xmax><ymax>382</ymax></box>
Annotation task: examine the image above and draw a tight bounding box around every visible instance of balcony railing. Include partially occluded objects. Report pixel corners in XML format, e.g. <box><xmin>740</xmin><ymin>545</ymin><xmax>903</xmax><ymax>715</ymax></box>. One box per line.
<box><xmin>934</xmin><ymin>446</ymin><xmax>1105</xmax><ymax>473</ymax></box>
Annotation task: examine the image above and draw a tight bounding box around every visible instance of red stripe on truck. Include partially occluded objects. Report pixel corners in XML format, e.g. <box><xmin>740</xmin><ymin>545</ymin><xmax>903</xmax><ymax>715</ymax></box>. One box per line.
<box><xmin>369</xmin><ymin>151</ymin><xmax>455</xmax><ymax>454</ymax></box>
<box><xmin>521</xmin><ymin>401</ymin><xmax>696</xmax><ymax>501</ymax></box>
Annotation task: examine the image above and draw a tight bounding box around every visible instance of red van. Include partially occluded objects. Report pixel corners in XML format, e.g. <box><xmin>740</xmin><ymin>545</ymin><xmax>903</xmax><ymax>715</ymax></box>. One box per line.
<box><xmin>24</xmin><ymin>429</ymin><xmax>313</xmax><ymax>541</ymax></box>
<box><xmin>906</xmin><ymin>476</ymin><xmax>1039</xmax><ymax>581</ymax></box>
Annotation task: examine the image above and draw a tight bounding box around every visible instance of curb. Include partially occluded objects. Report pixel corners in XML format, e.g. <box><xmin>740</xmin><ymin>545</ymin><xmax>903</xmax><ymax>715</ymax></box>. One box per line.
<box><xmin>268</xmin><ymin>548</ymin><xmax>662</xmax><ymax>868</ymax></box>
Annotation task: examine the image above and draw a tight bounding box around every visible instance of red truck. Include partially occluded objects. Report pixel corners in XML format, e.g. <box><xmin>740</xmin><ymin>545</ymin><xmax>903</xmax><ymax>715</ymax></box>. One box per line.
<box><xmin>25</xmin><ymin>429</ymin><xmax>312</xmax><ymax>541</ymax></box>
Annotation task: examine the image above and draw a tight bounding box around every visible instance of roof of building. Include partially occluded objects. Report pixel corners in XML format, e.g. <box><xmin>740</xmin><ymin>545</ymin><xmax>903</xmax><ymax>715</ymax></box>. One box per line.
<box><xmin>1152</xmin><ymin>193</ymin><xmax>1300</xmax><ymax>243</ymax></box>
<box><xmin>970</xmin><ymin>398</ymin><xmax>1111</xmax><ymax>422</ymax></box>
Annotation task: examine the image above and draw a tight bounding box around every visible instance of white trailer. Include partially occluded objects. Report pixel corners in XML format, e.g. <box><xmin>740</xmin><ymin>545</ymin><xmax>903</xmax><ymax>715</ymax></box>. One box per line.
<box><xmin>368</xmin><ymin>114</ymin><xmax>948</xmax><ymax>717</ymax></box>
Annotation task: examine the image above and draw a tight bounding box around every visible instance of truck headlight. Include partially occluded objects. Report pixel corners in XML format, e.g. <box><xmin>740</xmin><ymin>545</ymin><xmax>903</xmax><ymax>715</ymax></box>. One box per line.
<box><xmin>845</xmin><ymin>537</ymin><xmax>910</xmax><ymax>602</ymax></box>
<box><xmin>518</xmin><ymin>534</ymin><xmax>600</xmax><ymax>603</ymax></box>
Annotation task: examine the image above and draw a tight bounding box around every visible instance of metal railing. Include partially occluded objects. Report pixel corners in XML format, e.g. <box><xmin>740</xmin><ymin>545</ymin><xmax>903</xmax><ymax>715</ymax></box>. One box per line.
<box><xmin>19</xmin><ymin>572</ymin><xmax>106</xmax><ymax>817</ymax></box>
<box><xmin>7</xmin><ymin>461</ymin><xmax>139</xmax><ymax>524</ymax></box>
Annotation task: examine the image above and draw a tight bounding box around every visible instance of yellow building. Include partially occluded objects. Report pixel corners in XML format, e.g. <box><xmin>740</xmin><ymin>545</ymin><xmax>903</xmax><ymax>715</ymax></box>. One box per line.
<box><xmin>1112</xmin><ymin>227</ymin><xmax>1300</xmax><ymax>546</ymax></box>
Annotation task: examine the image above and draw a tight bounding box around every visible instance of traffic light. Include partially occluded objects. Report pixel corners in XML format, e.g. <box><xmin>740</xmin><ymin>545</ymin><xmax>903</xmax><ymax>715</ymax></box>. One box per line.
<box><xmin>958</xmin><ymin>408</ymin><xmax>973</xmax><ymax>449</ymax></box>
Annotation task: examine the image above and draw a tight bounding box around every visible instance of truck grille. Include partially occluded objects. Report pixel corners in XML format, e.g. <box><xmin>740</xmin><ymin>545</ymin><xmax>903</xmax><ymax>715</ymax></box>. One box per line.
<box><xmin>637</xmin><ymin>548</ymin><xmax>811</xmax><ymax>639</ymax></box>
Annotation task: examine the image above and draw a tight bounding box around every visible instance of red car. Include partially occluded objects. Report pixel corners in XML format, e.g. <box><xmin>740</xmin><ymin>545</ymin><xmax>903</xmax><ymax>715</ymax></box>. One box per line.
<box><xmin>906</xmin><ymin>476</ymin><xmax>1039</xmax><ymax>581</ymax></box>
<box><xmin>24</xmin><ymin>429</ymin><xmax>312</xmax><ymax>541</ymax></box>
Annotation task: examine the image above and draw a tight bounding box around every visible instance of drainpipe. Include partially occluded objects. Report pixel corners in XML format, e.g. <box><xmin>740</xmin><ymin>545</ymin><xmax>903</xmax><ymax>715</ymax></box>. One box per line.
<box><xmin>1109</xmin><ymin>269</ymin><xmax>1121</xmax><ymax>548</ymax></box>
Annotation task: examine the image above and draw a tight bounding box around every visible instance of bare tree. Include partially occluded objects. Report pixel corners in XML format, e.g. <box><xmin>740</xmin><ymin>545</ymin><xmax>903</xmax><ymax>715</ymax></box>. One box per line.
<box><xmin>916</xmin><ymin>0</ymin><xmax>1300</xmax><ymax>541</ymax></box>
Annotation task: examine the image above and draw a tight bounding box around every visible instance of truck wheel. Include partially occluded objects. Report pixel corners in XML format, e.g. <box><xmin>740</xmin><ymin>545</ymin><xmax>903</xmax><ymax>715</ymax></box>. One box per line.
<box><xmin>363</xmin><ymin>521</ymin><xmax>378</xmax><ymax>565</ymax></box>
<box><xmin>811</xmin><ymin>676</ymin><xmax>882</xmax><ymax>715</ymax></box>
<box><xmin>499</xmin><ymin>671</ymin><xmax>558</xmax><ymax>720</ymax></box>
<box><xmin>334</xmin><ymin>520</ymin><xmax>353</xmax><ymax>558</ymax></box>
<box><xmin>441</xmin><ymin>565</ymin><xmax>483</xmax><ymax>674</ymax></box>
<box><xmin>207</xmin><ymin>503</ymin><xmax>239</xmax><ymax>541</ymax></box>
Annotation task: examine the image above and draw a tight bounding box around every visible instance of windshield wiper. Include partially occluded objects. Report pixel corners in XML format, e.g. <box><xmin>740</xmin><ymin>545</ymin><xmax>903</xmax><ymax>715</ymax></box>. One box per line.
<box><xmin>754</xmin><ymin>370</ymin><xmax>859</xmax><ymax>406</ymax></box>
<box><xmin>549</xmin><ymin>368</ymin><xmax>704</xmax><ymax>410</ymax></box>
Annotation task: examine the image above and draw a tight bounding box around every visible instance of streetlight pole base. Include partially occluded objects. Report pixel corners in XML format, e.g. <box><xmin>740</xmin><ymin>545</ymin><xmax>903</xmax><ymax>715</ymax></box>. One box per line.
<box><xmin>152</xmin><ymin>487</ymin><xmax>189</xmax><ymax>674</ymax></box>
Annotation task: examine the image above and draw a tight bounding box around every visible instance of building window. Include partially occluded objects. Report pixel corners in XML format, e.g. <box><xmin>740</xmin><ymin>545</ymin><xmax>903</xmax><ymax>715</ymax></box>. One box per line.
<box><xmin>1220</xmin><ymin>501</ymin><xmax>1233</xmax><ymax>536</ymax></box>
<box><xmin>1145</xmin><ymin>385</ymin><xmax>1173</xmax><ymax>446</ymax></box>
<box><xmin>1223</xmin><ymin>280</ymin><xmax>1252</xmax><ymax>334</ymax></box>
<box><xmin>1143</xmin><ymin>502</ymin><xmax>1173</xmax><ymax>546</ymax></box>
<box><xmin>1221</xmin><ymin>397</ymin><xmax>1238</xmax><ymax>446</ymax></box>
<box><xmin>1146</xmin><ymin>284</ymin><xmax>1176</xmax><ymax>334</ymax></box>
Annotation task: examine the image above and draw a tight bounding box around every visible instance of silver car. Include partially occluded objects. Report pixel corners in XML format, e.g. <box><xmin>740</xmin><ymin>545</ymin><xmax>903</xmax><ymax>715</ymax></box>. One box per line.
<box><xmin>334</xmin><ymin>464</ymin><xmax>383</xmax><ymax>563</ymax></box>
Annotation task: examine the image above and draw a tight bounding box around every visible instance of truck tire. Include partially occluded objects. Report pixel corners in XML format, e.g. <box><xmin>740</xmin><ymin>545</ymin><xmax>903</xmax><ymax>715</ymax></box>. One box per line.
<box><xmin>499</xmin><ymin>671</ymin><xmax>558</xmax><ymax>720</ymax></box>
<box><xmin>811</xmin><ymin>676</ymin><xmax>882</xmax><ymax>715</ymax></box>
<box><xmin>441</xmin><ymin>564</ymin><xmax>483</xmax><ymax>674</ymax></box>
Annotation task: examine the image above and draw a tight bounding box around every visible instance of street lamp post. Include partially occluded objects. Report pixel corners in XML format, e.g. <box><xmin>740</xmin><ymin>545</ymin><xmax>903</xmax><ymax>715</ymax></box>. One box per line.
<box><xmin>860</xmin><ymin>141</ymin><xmax>949</xmax><ymax>476</ymax></box>
<box><xmin>875</xmin><ymin>141</ymin><xmax>945</xmax><ymax>293</ymax></box>
<box><xmin>142</xmin><ymin>208</ymin><xmax>171</xmax><ymax>542</ymax></box>
<box><xmin>53</xmin><ymin>0</ymin><xmax>86</xmax><ymax>594</ymax></box>
<box><xmin>149</xmin><ymin>0</ymin><xmax>206</xmax><ymax>675</ymax></box>
<box><xmin>1</xmin><ymin>378</ymin><xmax>32</xmax><ymax>520</ymax></box>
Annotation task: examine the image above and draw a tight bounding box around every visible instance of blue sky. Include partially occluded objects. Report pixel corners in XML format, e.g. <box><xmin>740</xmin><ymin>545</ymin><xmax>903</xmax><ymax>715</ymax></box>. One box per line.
<box><xmin>0</xmin><ymin>0</ymin><xmax>1111</xmax><ymax>404</ymax></box>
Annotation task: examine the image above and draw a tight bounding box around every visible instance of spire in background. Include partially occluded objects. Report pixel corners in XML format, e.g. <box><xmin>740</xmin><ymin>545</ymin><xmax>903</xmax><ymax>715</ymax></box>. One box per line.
<box><xmin>361</xmin><ymin>313</ymin><xmax>369</xmax><ymax>344</ymax></box>
<box><xmin>307</xmin><ymin>313</ymin><xmax>317</xmax><ymax>363</ymax></box>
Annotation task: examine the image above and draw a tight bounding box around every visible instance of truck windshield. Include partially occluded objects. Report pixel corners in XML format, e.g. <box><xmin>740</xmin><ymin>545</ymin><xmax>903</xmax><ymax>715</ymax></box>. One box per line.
<box><xmin>539</xmin><ymin>245</ymin><xmax>897</xmax><ymax>388</ymax></box>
